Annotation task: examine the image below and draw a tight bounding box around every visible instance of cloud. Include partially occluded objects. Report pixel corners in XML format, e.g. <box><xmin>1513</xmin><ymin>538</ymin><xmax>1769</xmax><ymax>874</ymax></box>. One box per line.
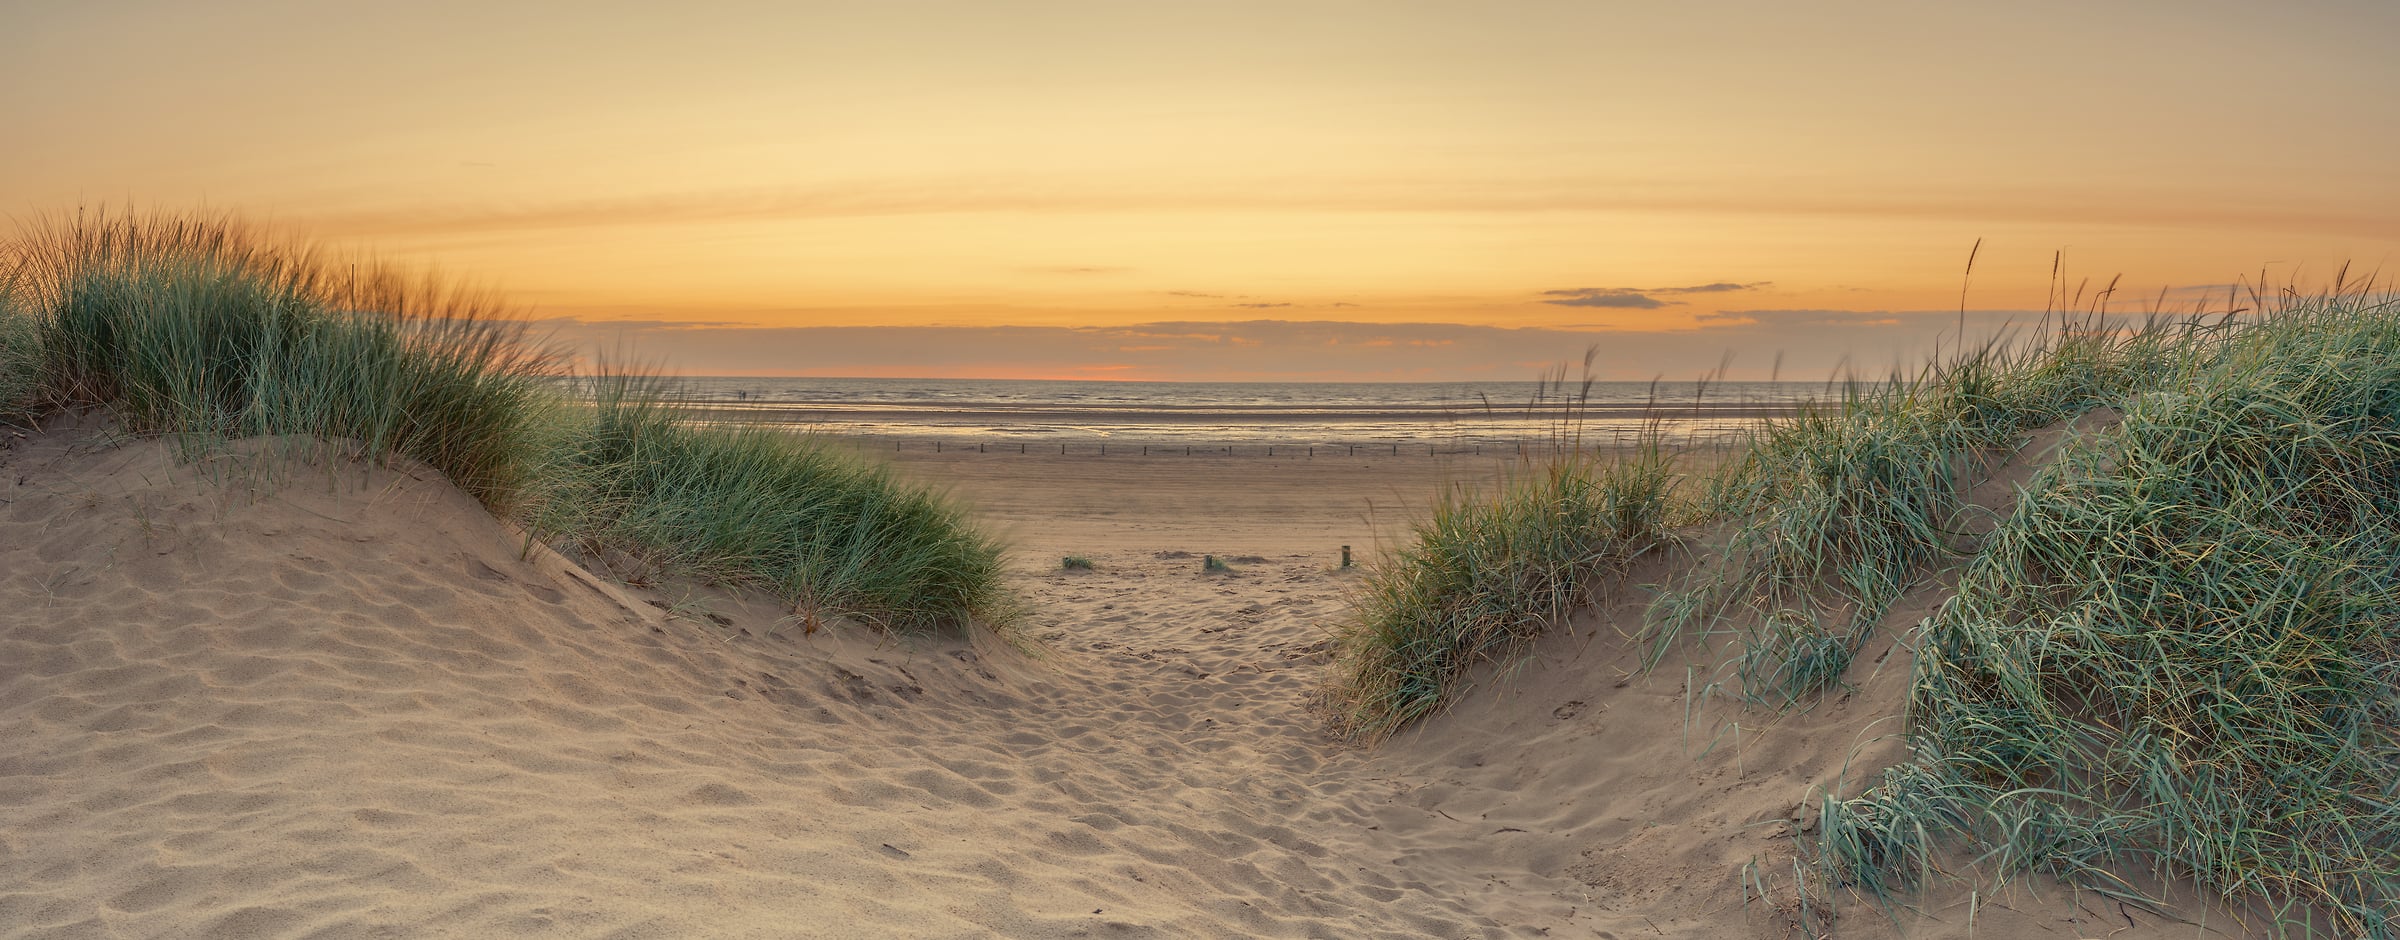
<box><xmin>532</xmin><ymin>312</ymin><xmax>2038</xmax><ymax>383</ymax></box>
<box><xmin>1540</xmin><ymin>288</ymin><xmax>1668</xmax><ymax>309</ymax></box>
<box><xmin>1696</xmin><ymin>308</ymin><xmax>1932</xmax><ymax>328</ymax></box>
<box><xmin>294</xmin><ymin>177</ymin><xmax>2400</xmax><ymax>244</ymax></box>
<box><xmin>1165</xmin><ymin>293</ymin><xmax>1302</xmax><ymax>309</ymax></box>
<box><xmin>1022</xmin><ymin>265</ymin><xmax>1131</xmax><ymax>275</ymax></box>
<box><xmin>535</xmin><ymin>318</ymin><xmax>752</xmax><ymax>331</ymax></box>
<box><xmin>1655</xmin><ymin>281</ymin><xmax>1769</xmax><ymax>294</ymax></box>
<box><xmin>1540</xmin><ymin>281</ymin><xmax>1766</xmax><ymax>309</ymax></box>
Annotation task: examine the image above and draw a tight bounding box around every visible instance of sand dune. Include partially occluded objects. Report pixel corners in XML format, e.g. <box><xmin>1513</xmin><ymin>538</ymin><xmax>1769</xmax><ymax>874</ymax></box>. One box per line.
<box><xmin>0</xmin><ymin>427</ymin><xmax>2244</xmax><ymax>938</ymax></box>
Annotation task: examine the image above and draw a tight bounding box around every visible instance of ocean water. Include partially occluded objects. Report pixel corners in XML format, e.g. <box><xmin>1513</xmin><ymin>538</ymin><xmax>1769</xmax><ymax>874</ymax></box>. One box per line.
<box><xmin>668</xmin><ymin>377</ymin><xmax>1825</xmax><ymax>448</ymax></box>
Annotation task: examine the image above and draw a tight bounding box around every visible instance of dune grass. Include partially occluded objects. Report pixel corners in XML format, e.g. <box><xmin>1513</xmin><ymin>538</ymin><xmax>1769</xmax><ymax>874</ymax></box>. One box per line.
<box><xmin>1652</xmin><ymin>311</ymin><xmax>2195</xmax><ymax>704</ymax></box>
<box><xmin>1335</xmin><ymin>271</ymin><xmax>2397</xmax><ymax>933</ymax></box>
<box><xmin>1325</xmin><ymin>444</ymin><xmax>1677</xmax><ymax>742</ymax></box>
<box><xmin>0</xmin><ymin>208</ymin><xmax>1008</xmax><ymax>634</ymax></box>
<box><xmin>0</xmin><ymin>269</ymin><xmax>37</xmax><ymax>425</ymax></box>
<box><xmin>10</xmin><ymin>210</ymin><xmax>557</xmax><ymax>505</ymax></box>
<box><xmin>1816</xmin><ymin>290</ymin><xmax>2400</xmax><ymax>936</ymax></box>
<box><xmin>531</xmin><ymin>373</ymin><xmax>1009</xmax><ymax>633</ymax></box>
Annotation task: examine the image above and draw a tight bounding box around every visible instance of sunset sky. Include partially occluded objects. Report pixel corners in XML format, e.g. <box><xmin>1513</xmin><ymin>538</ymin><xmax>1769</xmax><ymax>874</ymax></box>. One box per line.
<box><xmin>6</xmin><ymin>1</ymin><xmax>2397</xmax><ymax>381</ymax></box>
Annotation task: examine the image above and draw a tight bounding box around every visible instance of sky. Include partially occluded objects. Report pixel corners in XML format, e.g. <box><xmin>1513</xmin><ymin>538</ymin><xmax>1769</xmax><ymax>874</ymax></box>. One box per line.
<box><xmin>5</xmin><ymin>0</ymin><xmax>2397</xmax><ymax>382</ymax></box>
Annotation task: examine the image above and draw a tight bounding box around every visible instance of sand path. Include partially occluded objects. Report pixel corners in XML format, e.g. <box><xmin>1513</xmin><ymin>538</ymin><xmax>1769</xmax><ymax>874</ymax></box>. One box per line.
<box><xmin>0</xmin><ymin>430</ymin><xmax>2245</xmax><ymax>938</ymax></box>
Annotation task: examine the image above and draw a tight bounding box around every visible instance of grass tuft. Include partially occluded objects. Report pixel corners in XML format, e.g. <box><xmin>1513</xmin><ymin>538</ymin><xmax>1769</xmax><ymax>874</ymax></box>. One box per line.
<box><xmin>0</xmin><ymin>267</ymin><xmax>38</xmax><ymax>425</ymax></box>
<box><xmin>529</xmin><ymin>372</ymin><xmax>1009</xmax><ymax>633</ymax></box>
<box><xmin>1325</xmin><ymin>442</ymin><xmax>1676</xmax><ymax>742</ymax></box>
<box><xmin>10</xmin><ymin>208</ymin><xmax>556</xmax><ymax>504</ymax></box>
<box><xmin>1336</xmin><ymin>267</ymin><xmax>2400</xmax><ymax>935</ymax></box>
<box><xmin>1821</xmin><ymin>289</ymin><xmax>2400</xmax><ymax>935</ymax></box>
<box><xmin>1654</xmin><ymin>311</ymin><xmax>2198</xmax><ymax>704</ymax></box>
<box><xmin>2</xmin><ymin>207</ymin><xmax>1010</xmax><ymax>636</ymax></box>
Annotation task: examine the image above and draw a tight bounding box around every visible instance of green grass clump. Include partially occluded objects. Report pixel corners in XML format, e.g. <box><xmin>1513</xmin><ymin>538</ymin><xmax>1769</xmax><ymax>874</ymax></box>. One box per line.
<box><xmin>1658</xmin><ymin>312</ymin><xmax>2196</xmax><ymax>704</ymax></box>
<box><xmin>1061</xmin><ymin>555</ymin><xmax>1095</xmax><ymax>571</ymax></box>
<box><xmin>0</xmin><ymin>271</ymin><xmax>38</xmax><ymax>425</ymax></box>
<box><xmin>1326</xmin><ymin>446</ymin><xmax>1675</xmax><ymax>741</ymax></box>
<box><xmin>2</xmin><ymin>208</ymin><xmax>1010</xmax><ymax>635</ymax></box>
<box><xmin>1335</xmin><ymin>270</ymin><xmax>2397</xmax><ymax>932</ymax></box>
<box><xmin>532</xmin><ymin>375</ymin><xmax>1009</xmax><ymax>633</ymax></box>
<box><xmin>9</xmin><ymin>209</ymin><xmax>556</xmax><ymax>504</ymax></box>
<box><xmin>1820</xmin><ymin>292</ymin><xmax>2400</xmax><ymax>935</ymax></box>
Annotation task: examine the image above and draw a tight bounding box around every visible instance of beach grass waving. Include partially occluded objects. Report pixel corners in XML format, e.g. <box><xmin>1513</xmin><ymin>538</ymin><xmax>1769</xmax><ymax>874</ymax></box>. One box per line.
<box><xmin>0</xmin><ymin>208</ymin><xmax>1008</xmax><ymax>634</ymax></box>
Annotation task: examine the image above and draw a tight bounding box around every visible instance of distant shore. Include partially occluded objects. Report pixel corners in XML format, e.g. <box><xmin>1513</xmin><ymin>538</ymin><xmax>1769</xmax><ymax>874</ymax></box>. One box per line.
<box><xmin>678</xmin><ymin>397</ymin><xmax>1797</xmax><ymax>451</ymax></box>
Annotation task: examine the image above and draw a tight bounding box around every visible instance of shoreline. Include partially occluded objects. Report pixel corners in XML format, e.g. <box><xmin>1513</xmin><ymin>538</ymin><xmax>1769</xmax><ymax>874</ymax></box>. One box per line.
<box><xmin>843</xmin><ymin>436</ymin><xmax>1697</xmax><ymax>458</ymax></box>
<box><xmin>671</xmin><ymin>399</ymin><xmax>1798</xmax><ymax>449</ymax></box>
<box><xmin>678</xmin><ymin>399</ymin><xmax>1802</xmax><ymax>421</ymax></box>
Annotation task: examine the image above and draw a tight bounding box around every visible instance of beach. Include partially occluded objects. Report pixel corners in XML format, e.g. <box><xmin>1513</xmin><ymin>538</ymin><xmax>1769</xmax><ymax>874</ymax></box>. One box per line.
<box><xmin>0</xmin><ymin>423</ymin><xmax>2241</xmax><ymax>938</ymax></box>
<box><xmin>662</xmin><ymin>376</ymin><xmax>1811</xmax><ymax>451</ymax></box>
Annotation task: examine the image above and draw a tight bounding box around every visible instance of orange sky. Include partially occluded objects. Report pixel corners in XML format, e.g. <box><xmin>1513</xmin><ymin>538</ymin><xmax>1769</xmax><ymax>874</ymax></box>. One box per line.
<box><xmin>6</xmin><ymin>1</ymin><xmax>2397</xmax><ymax>381</ymax></box>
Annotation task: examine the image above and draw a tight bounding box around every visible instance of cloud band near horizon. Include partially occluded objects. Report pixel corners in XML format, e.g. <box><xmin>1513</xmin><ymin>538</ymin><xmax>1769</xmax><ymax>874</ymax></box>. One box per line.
<box><xmin>539</xmin><ymin>310</ymin><xmax>2054</xmax><ymax>383</ymax></box>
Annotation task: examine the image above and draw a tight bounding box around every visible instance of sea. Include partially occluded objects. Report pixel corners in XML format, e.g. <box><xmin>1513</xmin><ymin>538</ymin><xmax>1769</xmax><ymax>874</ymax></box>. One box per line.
<box><xmin>666</xmin><ymin>377</ymin><xmax>1827</xmax><ymax>450</ymax></box>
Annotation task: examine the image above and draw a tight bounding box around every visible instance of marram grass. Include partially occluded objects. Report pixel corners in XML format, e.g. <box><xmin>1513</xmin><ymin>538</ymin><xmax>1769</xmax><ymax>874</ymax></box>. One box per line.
<box><xmin>0</xmin><ymin>268</ymin><xmax>38</xmax><ymax>425</ymax></box>
<box><xmin>13</xmin><ymin>209</ymin><xmax>554</xmax><ymax>505</ymax></box>
<box><xmin>1337</xmin><ymin>280</ymin><xmax>2399</xmax><ymax>935</ymax></box>
<box><xmin>1820</xmin><ymin>292</ymin><xmax>2400</xmax><ymax>936</ymax></box>
<box><xmin>1325</xmin><ymin>445</ymin><xmax>1675</xmax><ymax>742</ymax></box>
<box><xmin>1654</xmin><ymin>311</ymin><xmax>2196</xmax><ymax>704</ymax></box>
<box><xmin>0</xmin><ymin>208</ymin><xmax>1008</xmax><ymax>634</ymax></box>
<box><xmin>531</xmin><ymin>373</ymin><xmax>1010</xmax><ymax>634</ymax></box>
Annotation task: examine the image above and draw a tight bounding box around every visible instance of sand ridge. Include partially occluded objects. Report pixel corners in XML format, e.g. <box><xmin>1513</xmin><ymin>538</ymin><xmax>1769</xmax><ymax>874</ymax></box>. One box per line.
<box><xmin>0</xmin><ymin>426</ymin><xmax>2247</xmax><ymax>938</ymax></box>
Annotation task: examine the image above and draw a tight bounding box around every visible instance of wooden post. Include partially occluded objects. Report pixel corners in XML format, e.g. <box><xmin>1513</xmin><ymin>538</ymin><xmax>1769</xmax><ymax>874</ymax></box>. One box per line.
<box><xmin>1341</xmin><ymin>545</ymin><xmax>1352</xmax><ymax>568</ymax></box>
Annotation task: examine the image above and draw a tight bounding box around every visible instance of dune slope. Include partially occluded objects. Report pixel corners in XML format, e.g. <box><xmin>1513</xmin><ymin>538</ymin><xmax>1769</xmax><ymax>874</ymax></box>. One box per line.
<box><xmin>0</xmin><ymin>429</ymin><xmax>1541</xmax><ymax>938</ymax></box>
<box><xmin>0</xmin><ymin>426</ymin><xmax>2244</xmax><ymax>938</ymax></box>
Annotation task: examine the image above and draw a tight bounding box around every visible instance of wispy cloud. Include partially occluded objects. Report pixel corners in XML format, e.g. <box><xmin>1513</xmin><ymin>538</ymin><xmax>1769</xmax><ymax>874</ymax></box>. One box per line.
<box><xmin>1697</xmin><ymin>308</ymin><xmax>1923</xmax><ymax>328</ymax></box>
<box><xmin>295</xmin><ymin>178</ymin><xmax>2400</xmax><ymax>242</ymax></box>
<box><xmin>1023</xmin><ymin>265</ymin><xmax>1131</xmax><ymax>275</ymax></box>
<box><xmin>1166</xmin><ymin>292</ymin><xmax>1307</xmax><ymax>309</ymax></box>
<box><xmin>1656</xmin><ymin>281</ymin><xmax>1769</xmax><ymax>294</ymax></box>
<box><xmin>536</xmin><ymin>310</ymin><xmax>2045</xmax><ymax>382</ymax></box>
<box><xmin>1541</xmin><ymin>288</ymin><xmax>1668</xmax><ymax>309</ymax></box>
<box><xmin>1541</xmin><ymin>281</ymin><xmax>1767</xmax><ymax>309</ymax></box>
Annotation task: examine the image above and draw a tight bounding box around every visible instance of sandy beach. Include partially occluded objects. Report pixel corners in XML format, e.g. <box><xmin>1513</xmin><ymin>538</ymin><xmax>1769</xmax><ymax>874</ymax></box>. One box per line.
<box><xmin>0</xmin><ymin>426</ymin><xmax>2242</xmax><ymax>938</ymax></box>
